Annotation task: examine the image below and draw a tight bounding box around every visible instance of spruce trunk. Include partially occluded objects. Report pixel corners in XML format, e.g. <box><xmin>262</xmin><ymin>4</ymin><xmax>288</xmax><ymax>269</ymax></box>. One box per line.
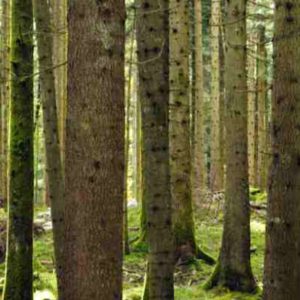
<box><xmin>33</xmin><ymin>0</ymin><xmax>65</xmax><ymax>295</ymax></box>
<box><xmin>62</xmin><ymin>1</ymin><xmax>125</xmax><ymax>299</ymax></box>
<box><xmin>263</xmin><ymin>1</ymin><xmax>300</xmax><ymax>299</ymax></box>
<box><xmin>205</xmin><ymin>0</ymin><xmax>256</xmax><ymax>291</ymax></box>
<box><xmin>137</xmin><ymin>1</ymin><xmax>174</xmax><ymax>298</ymax></box>
<box><xmin>3</xmin><ymin>0</ymin><xmax>34</xmax><ymax>298</ymax></box>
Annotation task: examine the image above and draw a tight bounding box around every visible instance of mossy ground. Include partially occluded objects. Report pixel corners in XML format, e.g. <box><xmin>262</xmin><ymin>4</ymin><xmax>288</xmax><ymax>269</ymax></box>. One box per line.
<box><xmin>0</xmin><ymin>190</ymin><xmax>265</xmax><ymax>299</ymax></box>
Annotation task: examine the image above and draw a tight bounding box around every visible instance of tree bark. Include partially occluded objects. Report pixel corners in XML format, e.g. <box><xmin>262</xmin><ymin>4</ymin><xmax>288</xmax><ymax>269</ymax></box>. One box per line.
<box><xmin>193</xmin><ymin>0</ymin><xmax>207</xmax><ymax>204</ymax></box>
<box><xmin>51</xmin><ymin>0</ymin><xmax>67</xmax><ymax>163</ymax></box>
<box><xmin>256</xmin><ymin>25</ymin><xmax>267</xmax><ymax>191</ymax></box>
<box><xmin>1</xmin><ymin>0</ymin><xmax>10</xmax><ymax>209</ymax></box>
<box><xmin>263</xmin><ymin>1</ymin><xmax>300</xmax><ymax>299</ymax></box>
<box><xmin>136</xmin><ymin>1</ymin><xmax>174</xmax><ymax>298</ymax></box>
<box><xmin>210</xmin><ymin>0</ymin><xmax>224</xmax><ymax>192</ymax></box>
<box><xmin>3</xmin><ymin>0</ymin><xmax>34</xmax><ymax>298</ymax></box>
<box><xmin>33</xmin><ymin>0</ymin><xmax>65</xmax><ymax>295</ymax></box>
<box><xmin>62</xmin><ymin>1</ymin><xmax>125</xmax><ymax>299</ymax></box>
<box><xmin>247</xmin><ymin>32</ymin><xmax>258</xmax><ymax>187</ymax></box>
<box><xmin>205</xmin><ymin>0</ymin><xmax>256</xmax><ymax>292</ymax></box>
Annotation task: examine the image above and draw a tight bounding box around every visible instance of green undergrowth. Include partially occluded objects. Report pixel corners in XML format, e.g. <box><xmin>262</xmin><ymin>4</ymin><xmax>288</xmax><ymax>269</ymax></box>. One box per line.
<box><xmin>124</xmin><ymin>189</ymin><xmax>266</xmax><ymax>299</ymax></box>
<box><xmin>0</xmin><ymin>188</ymin><xmax>266</xmax><ymax>299</ymax></box>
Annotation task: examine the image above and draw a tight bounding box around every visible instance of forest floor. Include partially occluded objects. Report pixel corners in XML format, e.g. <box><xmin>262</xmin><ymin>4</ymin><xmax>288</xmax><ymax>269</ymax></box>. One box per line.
<box><xmin>0</xmin><ymin>189</ymin><xmax>266</xmax><ymax>300</ymax></box>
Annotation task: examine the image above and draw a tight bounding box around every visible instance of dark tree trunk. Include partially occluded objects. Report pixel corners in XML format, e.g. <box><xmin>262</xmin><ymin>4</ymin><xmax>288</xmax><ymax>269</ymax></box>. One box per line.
<box><xmin>263</xmin><ymin>1</ymin><xmax>300</xmax><ymax>299</ymax></box>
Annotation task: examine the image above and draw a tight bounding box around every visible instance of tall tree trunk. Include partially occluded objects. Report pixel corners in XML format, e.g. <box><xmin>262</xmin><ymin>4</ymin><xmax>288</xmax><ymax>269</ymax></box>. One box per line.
<box><xmin>169</xmin><ymin>0</ymin><xmax>196</xmax><ymax>260</ymax></box>
<box><xmin>205</xmin><ymin>0</ymin><xmax>256</xmax><ymax>292</ymax></box>
<box><xmin>247</xmin><ymin>32</ymin><xmax>258</xmax><ymax>187</ymax></box>
<box><xmin>52</xmin><ymin>0</ymin><xmax>67</xmax><ymax>163</ymax></box>
<box><xmin>62</xmin><ymin>1</ymin><xmax>125</xmax><ymax>299</ymax></box>
<box><xmin>170</xmin><ymin>0</ymin><xmax>214</xmax><ymax>265</ymax></box>
<box><xmin>136</xmin><ymin>1</ymin><xmax>174</xmax><ymax>299</ymax></box>
<box><xmin>210</xmin><ymin>0</ymin><xmax>224</xmax><ymax>192</ymax></box>
<box><xmin>263</xmin><ymin>1</ymin><xmax>300</xmax><ymax>299</ymax></box>
<box><xmin>33</xmin><ymin>0</ymin><xmax>65</xmax><ymax>295</ymax></box>
<box><xmin>124</xmin><ymin>7</ymin><xmax>136</xmax><ymax>255</ymax></box>
<box><xmin>256</xmin><ymin>25</ymin><xmax>267</xmax><ymax>191</ymax></box>
<box><xmin>1</xmin><ymin>0</ymin><xmax>10</xmax><ymax>209</ymax></box>
<box><xmin>193</xmin><ymin>0</ymin><xmax>207</xmax><ymax>204</ymax></box>
<box><xmin>3</xmin><ymin>0</ymin><xmax>34</xmax><ymax>298</ymax></box>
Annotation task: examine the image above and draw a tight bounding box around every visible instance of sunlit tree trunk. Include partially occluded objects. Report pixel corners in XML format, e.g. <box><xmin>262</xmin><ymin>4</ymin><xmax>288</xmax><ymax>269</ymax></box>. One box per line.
<box><xmin>52</xmin><ymin>0</ymin><xmax>67</xmax><ymax>162</ymax></box>
<box><xmin>193</xmin><ymin>0</ymin><xmax>207</xmax><ymax>204</ymax></box>
<box><xmin>3</xmin><ymin>0</ymin><xmax>34</xmax><ymax>298</ymax></box>
<box><xmin>256</xmin><ymin>25</ymin><xmax>267</xmax><ymax>191</ymax></box>
<box><xmin>210</xmin><ymin>0</ymin><xmax>224</xmax><ymax>192</ymax></box>
<box><xmin>263</xmin><ymin>1</ymin><xmax>300</xmax><ymax>299</ymax></box>
<box><xmin>62</xmin><ymin>1</ymin><xmax>125</xmax><ymax>299</ymax></box>
<box><xmin>33</xmin><ymin>0</ymin><xmax>65</xmax><ymax>295</ymax></box>
<box><xmin>205</xmin><ymin>0</ymin><xmax>256</xmax><ymax>291</ymax></box>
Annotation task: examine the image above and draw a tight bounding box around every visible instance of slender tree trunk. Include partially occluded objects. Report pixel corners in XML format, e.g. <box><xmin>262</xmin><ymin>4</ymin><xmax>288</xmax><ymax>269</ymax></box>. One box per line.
<box><xmin>256</xmin><ymin>25</ymin><xmax>267</xmax><ymax>191</ymax></box>
<box><xmin>124</xmin><ymin>7</ymin><xmax>136</xmax><ymax>255</ymax></box>
<box><xmin>3</xmin><ymin>0</ymin><xmax>34</xmax><ymax>298</ymax></box>
<box><xmin>52</xmin><ymin>0</ymin><xmax>67</xmax><ymax>163</ymax></box>
<box><xmin>1</xmin><ymin>0</ymin><xmax>10</xmax><ymax>209</ymax></box>
<box><xmin>62</xmin><ymin>1</ymin><xmax>125</xmax><ymax>299</ymax></box>
<box><xmin>247</xmin><ymin>32</ymin><xmax>257</xmax><ymax>187</ymax></box>
<box><xmin>210</xmin><ymin>0</ymin><xmax>224</xmax><ymax>192</ymax></box>
<box><xmin>33</xmin><ymin>0</ymin><xmax>65</xmax><ymax>295</ymax></box>
<box><xmin>169</xmin><ymin>0</ymin><xmax>196</xmax><ymax>260</ymax></box>
<box><xmin>170</xmin><ymin>0</ymin><xmax>214</xmax><ymax>265</ymax></box>
<box><xmin>263</xmin><ymin>1</ymin><xmax>300</xmax><ymax>299</ymax></box>
<box><xmin>193</xmin><ymin>0</ymin><xmax>207</xmax><ymax>204</ymax></box>
<box><xmin>136</xmin><ymin>1</ymin><xmax>174</xmax><ymax>299</ymax></box>
<box><xmin>205</xmin><ymin>0</ymin><xmax>256</xmax><ymax>292</ymax></box>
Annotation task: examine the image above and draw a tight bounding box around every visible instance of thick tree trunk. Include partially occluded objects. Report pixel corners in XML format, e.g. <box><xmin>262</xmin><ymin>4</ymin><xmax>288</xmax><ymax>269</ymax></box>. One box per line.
<box><xmin>210</xmin><ymin>0</ymin><xmax>224</xmax><ymax>192</ymax></box>
<box><xmin>263</xmin><ymin>1</ymin><xmax>300</xmax><ymax>299</ymax></box>
<box><xmin>256</xmin><ymin>25</ymin><xmax>267</xmax><ymax>191</ymax></box>
<box><xmin>205</xmin><ymin>0</ymin><xmax>256</xmax><ymax>292</ymax></box>
<box><xmin>33</xmin><ymin>0</ymin><xmax>65</xmax><ymax>295</ymax></box>
<box><xmin>3</xmin><ymin>0</ymin><xmax>34</xmax><ymax>299</ymax></box>
<box><xmin>62</xmin><ymin>1</ymin><xmax>125</xmax><ymax>299</ymax></box>
<box><xmin>136</xmin><ymin>1</ymin><xmax>174</xmax><ymax>299</ymax></box>
<box><xmin>193</xmin><ymin>0</ymin><xmax>207</xmax><ymax>204</ymax></box>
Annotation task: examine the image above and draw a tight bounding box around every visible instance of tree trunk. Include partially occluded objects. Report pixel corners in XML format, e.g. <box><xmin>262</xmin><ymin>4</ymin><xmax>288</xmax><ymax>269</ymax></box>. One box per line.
<box><xmin>51</xmin><ymin>0</ymin><xmax>67</xmax><ymax>163</ymax></box>
<box><xmin>136</xmin><ymin>1</ymin><xmax>174</xmax><ymax>298</ymax></box>
<box><xmin>247</xmin><ymin>32</ymin><xmax>258</xmax><ymax>187</ymax></box>
<box><xmin>169</xmin><ymin>0</ymin><xmax>196</xmax><ymax>260</ymax></box>
<box><xmin>193</xmin><ymin>0</ymin><xmax>207</xmax><ymax>205</ymax></box>
<box><xmin>210</xmin><ymin>0</ymin><xmax>224</xmax><ymax>192</ymax></box>
<box><xmin>1</xmin><ymin>0</ymin><xmax>10</xmax><ymax>209</ymax></box>
<box><xmin>205</xmin><ymin>0</ymin><xmax>256</xmax><ymax>292</ymax></box>
<box><xmin>263</xmin><ymin>1</ymin><xmax>300</xmax><ymax>299</ymax></box>
<box><xmin>62</xmin><ymin>1</ymin><xmax>125</xmax><ymax>299</ymax></box>
<box><xmin>169</xmin><ymin>0</ymin><xmax>214</xmax><ymax>265</ymax></box>
<box><xmin>33</xmin><ymin>0</ymin><xmax>65</xmax><ymax>295</ymax></box>
<box><xmin>3</xmin><ymin>0</ymin><xmax>34</xmax><ymax>298</ymax></box>
<box><xmin>256</xmin><ymin>25</ymin><xmax>267</xmax><ymax>191</ymax></box>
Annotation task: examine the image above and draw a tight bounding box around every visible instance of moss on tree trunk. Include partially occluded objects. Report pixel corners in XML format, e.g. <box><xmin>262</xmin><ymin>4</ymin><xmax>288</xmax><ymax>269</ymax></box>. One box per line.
<box><xmin>3</xmin><ymin>0</ymin><xmax>34</xmax><ymax>299</ymax></box>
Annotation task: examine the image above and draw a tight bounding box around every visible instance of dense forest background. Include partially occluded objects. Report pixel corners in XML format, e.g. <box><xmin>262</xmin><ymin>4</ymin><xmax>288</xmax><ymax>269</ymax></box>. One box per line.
<box><xmin>0</xmin><ymin>0</ymin><xmax>298</xmax><ymax>299</ymax></box>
